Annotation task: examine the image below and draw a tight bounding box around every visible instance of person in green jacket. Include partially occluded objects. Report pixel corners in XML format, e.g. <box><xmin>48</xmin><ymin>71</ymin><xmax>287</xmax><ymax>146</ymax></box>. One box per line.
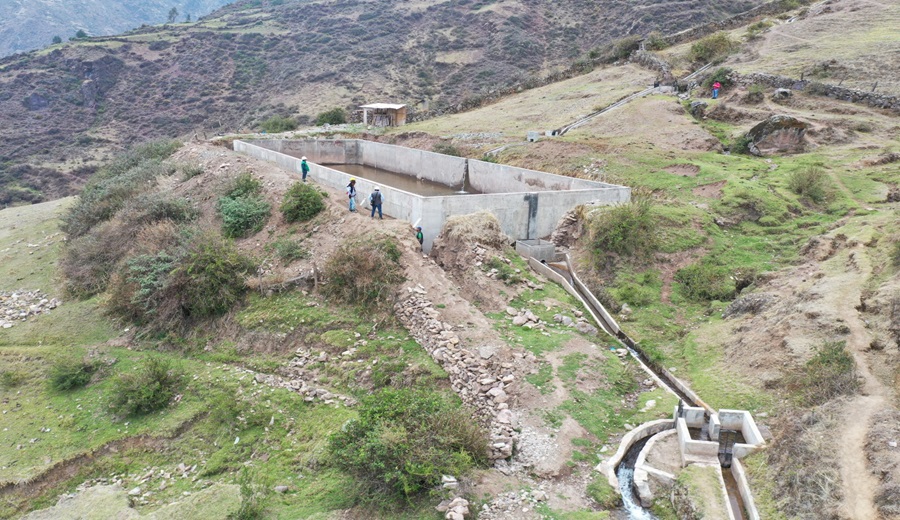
<box><xmin>300</xmin><ymin>156</ymin><xmax>310</xmax><ymax>182</ymax></box>
<box><xmin>415</xmin><ymin>226</ymin><xmax>424</xmax><ymax>249</ymax></box>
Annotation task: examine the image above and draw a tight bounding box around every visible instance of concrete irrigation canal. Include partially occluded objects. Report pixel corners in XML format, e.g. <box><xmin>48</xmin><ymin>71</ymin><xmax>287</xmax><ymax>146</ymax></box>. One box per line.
<box><xmin>236</xmin><ymin>138</ymin><xmax>766</xmax><ymax>519</ymax></box>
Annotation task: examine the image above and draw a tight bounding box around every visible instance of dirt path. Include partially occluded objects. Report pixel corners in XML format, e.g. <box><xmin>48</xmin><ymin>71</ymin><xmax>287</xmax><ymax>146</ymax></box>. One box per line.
<box><xmin>828</xmin><ymin>241</ymin><xmax>889</xmax><ymax>519</ymax></box>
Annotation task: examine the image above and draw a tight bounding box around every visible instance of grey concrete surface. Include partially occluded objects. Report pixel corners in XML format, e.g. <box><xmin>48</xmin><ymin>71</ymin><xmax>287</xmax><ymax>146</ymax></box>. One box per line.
<box><xmin>234</xmin><ymin>139</ymin><xmax>630</xmax><ymax>252</ymax></box>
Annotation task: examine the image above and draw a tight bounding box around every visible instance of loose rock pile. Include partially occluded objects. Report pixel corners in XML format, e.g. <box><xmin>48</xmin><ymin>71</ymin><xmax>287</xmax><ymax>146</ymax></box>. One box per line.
<box><xmin>436</xmin><ymin>495</ymin><xmax>472</xmax><ymax>520</ymax></box>
<box><xmin>0</xmin><ymin>290</ymin><xmax>60</xmax><ymax>329</ymax></box>
<box><xmin>505</xmin><ymin>307</ymin><xmax>598</xmax><ymax>336</ymax></box>
<box><xmin>477</xmin><ymin>487</ymin><xmax>549</xmax><ymax>519</ymax></box>
<box><xmin>396</xmin><ymin>293</ymin><xmax>519</xmax><ymax>460</ymax></box>
<box><xmin>251</xmin><ymin>350</ymin><xmax>357</xmax><ymax>407</ymax></box>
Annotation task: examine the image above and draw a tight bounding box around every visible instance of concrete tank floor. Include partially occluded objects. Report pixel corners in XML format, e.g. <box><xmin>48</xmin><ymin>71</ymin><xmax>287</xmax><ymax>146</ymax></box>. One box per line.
<box><xmin>321</xmin><ymin>163</ymin><xmax>479</xmax><ymax>196</ymax></box>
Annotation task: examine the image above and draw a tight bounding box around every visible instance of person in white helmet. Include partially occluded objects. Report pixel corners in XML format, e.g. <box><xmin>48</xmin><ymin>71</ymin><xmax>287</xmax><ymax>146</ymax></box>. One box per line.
<box><xmin>300</xmin><ymin>156</ymin><xmax>310</xmax><ymax>182</ymax></box>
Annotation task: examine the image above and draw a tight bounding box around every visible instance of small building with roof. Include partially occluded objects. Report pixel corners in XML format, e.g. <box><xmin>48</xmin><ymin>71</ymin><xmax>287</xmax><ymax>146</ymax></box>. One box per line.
<box><xmin>359</xmin><ymin>103</ymin><xmax>407</xmax><ymax>127</ymax></box>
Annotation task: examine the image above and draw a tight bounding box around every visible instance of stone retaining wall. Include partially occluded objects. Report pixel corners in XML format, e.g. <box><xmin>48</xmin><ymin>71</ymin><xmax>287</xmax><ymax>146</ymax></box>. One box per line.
<box><xmin>734</xmin><ymin>72</ymin><xmax>900</xmax><ymax>111</ymax></box>
<box><xmin>395</xmin><ymin>293</ymin><xmax>518</xmax><ymax>460</ymax></box>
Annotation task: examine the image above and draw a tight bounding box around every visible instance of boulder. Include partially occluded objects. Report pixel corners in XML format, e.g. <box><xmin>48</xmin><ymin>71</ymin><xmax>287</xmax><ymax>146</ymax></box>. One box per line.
<box><xmin>745</xmin><ymin>115</ymin><xmax>809</xmax><ymax>156</ymax></box>
<box><xmin>689</xmin><ymin>101</ymin><xmax>708</xmax><ymax>119</ymax></box>
<box><xmin>773</xmin><ymin>88</ymin><xmax>792</xmax><ymax>99</ymax></box>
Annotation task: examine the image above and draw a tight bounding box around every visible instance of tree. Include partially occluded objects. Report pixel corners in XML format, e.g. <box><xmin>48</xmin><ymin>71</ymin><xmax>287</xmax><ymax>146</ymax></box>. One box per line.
<box><xmin>185</xmin><ymin>13</ymin><xmax>191</xmax><ymax>23</ymax></box>
<box><xmin>314</xmin><ymin>108</ymin><xmax>347</xmax><ymax>125</ymax></box>
<box><xmin>168</xmin><ymin>7</ymin><xmax>179</xmax><ymax>23</ymax></box>
<box><xmin>51</xmin><ymin>35</ymin><xmax>62</xmax><ymax>45</ymax></box>
<box><xmin>74</xmin><ymin>29</ymin><xmax>88</xmax><ymax>39</ymax></box>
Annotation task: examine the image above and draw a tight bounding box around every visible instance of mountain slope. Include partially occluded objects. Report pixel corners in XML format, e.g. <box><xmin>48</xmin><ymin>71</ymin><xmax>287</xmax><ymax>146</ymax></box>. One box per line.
<box><xmin>0</xmin><ymin>0</ymin><xmax>234</xmax><ymax>57</ymax></box>
<box><xmin>0</xmin><ymin>0</ymin><xmax>766</xmax><ymax>205</ymax></box>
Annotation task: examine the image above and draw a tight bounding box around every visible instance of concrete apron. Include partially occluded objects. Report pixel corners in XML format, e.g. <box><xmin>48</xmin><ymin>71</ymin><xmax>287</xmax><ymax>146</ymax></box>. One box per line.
<box><xmin>233</xmin><ymin>139</ymin><xmax>630</xmax><ymax>252</ymax></box>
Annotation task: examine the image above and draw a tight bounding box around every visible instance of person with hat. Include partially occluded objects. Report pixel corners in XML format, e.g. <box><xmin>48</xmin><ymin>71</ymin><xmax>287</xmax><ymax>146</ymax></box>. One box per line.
<box><xmin>300</xmin><ymin>156</ymin><xmax>310</xmax><ymax>182</ymax></box>
<box><xmin>415</xmin><ymin>226</ymin><xmax>424</xmax><ymax>249</ymax></box>
<box><xmin>369</xmin><ymin>187</ymin><xmax>383</xmax><ymax>219</ymax></box>
<box><xmin>346</xmin><ymin>178</ymin><xmax>358</xmax><ymax>212</ymax></box>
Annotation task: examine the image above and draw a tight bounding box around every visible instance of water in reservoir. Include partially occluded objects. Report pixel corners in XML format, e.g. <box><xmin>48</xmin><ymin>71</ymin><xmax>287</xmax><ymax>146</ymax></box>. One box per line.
<box><xmin>323</xmin><ymin>163</ymin><xmax>480</xmax><ymax>197</ymax></box>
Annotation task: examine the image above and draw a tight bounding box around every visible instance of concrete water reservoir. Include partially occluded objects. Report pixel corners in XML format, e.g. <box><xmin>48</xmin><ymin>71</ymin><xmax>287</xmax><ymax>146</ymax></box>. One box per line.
<box><xmin>234</xmin><ymin>139</ymin><xmax>631</xmax><ymax>251</ymax></box>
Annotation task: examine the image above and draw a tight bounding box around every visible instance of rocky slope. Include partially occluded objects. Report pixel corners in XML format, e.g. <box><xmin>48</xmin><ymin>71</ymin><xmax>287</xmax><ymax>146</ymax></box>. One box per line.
<box><xmin>0</xmin><ymin>0</ymin><xmax>233</xmax><ymax>58</ymax></box>
<box><xmin>0</xmin><ymin>0</ymin><xmax>766</xmax><ymax>205</ymax></box>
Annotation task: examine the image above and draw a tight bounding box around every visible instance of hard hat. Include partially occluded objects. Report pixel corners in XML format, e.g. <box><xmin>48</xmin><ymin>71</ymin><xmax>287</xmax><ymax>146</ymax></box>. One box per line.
<box><xmin>349</xmin><ymin>178</ymin><xmax>356</xmax><ymax>181</ymax></box>
<box><xmin>374</xmin><ymin>187</ymin><xmax>380</xmax><ymax>190</ymax></box>
<box><xmin>301</xmin><ymin>156</ymin><xmax>307</xmax><ymax>160</ymax></box>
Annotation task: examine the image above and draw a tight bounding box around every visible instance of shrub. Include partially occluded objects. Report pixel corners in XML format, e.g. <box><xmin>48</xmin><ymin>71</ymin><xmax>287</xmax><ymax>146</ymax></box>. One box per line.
<box><xmin>48</xmin><ymin>356</ymin><xmax>97</xmax><ymax>391</ymax></box>
<box><xmin>796</xmin><ymin>341</ymin><xmax>859</xmax><ymax>406</ymax></box>
<box><xmin>110</xmin><ymin>356</ymin><xmax>184</xmax><ymax>416</ymax></box>
<box><xmin>322</xmin><ymin>236</ymin><xmax>404</xmax><ymax>308</ymax></box>
<box><xmin>181</xmin><ymin>163</ymin><xmax>204</xmax><ymax>180</ymax></box>
<box><xmin>266</xmin><ymin>237</ymin><xmax>309</xmax><ymax>262</ymax></box>
<box><xmin>675</xmin><ymin>262</ymin><xmax>735</xmax><ymax>301</ymax></box>
<box><xmin>217</xmin><ymin>173</ymin><xmax>270</xmax><ymax>238</ymax></box>
<box><xmin>61</xmin><ymin>140</ymin><xmax>180</xmax><ymax>238</ymax></box>
<box><xmin>432</xmin><ymin>142</ymin><xmax>462</xmax><ymax>157</ymax></box>
<box><xmin>121</xmin><ymin>194</ymin><xmax>198</xmax><ymax>227</ymax></box>
<box><xmin>892</xmin><ymin>240</ymin><xmax>900</xmax><ymax>268</ymax></box>
<box><xmin>590</xmin><ymin>192</ymin><xmax>658</xmax><ymax>263</ymax></box>
<box><xmin>611</xmin><ymin>35</ymin><xmax>642</xmax><ymax>61</ymax></box>
<box><xmin>280</xmin><ymin>182</ymin><xmax>325</xmax><ymax>223</ymax></box>
<box><xmin>225</xmin><ymin>172</ymin><xmax>263</xmax><ymax>199</ymax></box>
<box><xmin>702</xmin><ymin>67</ymin><xmax>734</xmax><ymax>90</ymax></box>
<box><xmin>109</xmin><ymin>250</ymin><xmax>179</xmax><ymax>323</ymax></box>
<box><xmin>62</xmin><ymin>159</ymin><xmax>173</xmax><ymax>238</ymax></box>
<box><xmin>747</xmin><ymin>83</ymin><xmax>765</xmax><ymax>103</ymax></box>
<box><xmin>731</xmin><ymin>134</ymin><xmax>754</xmax><ymax>155</ymax></box>
<box><xmin>315</xmin><ymin>107</ymin><xmax>347</xmax><ymax>125</ymax></box>
<box><xmin>587</xmin><ymin>475</ymin><xmax>622</xmax><ymax>508</ymax></box>
<box><xmin>645</xmin><ymin>31</ymin><xmax>668</xmax><ymax>51</ymax></box>
<box><xmin>164</xmin><ymin>232</ymin><xmax>254</xmax><ymax>320</ymax></box>
<box><xmin>0</xmin><ymin>370</ymin><xmax>26</xmax><ymax>389</ymax></box>
<box><xmin>219</xmin><ymin>196</ymin><xmax>271</xmax><ymax>238</ymax></box>
<box><xmin>746</xmin><ymin>20</ymin><xmax>773</xmax><ymax>39</ymax></box>
<box><xmin>62</xmin><ymin>194</ymin><xmax>197</xmax><ymax>297</ymax></box>
<box><xmin>62</xmin><ymin>220</ymin><xmax>134</xmax><ymax>297</ymax></box>
<box><xmin>806</xmin><ymin>81</ymin><xmax>829</xmax><ymax>95</ymax></box>
<box><xmin>259</xmin><ymin>115</ymin><xmax>297</xmax><ymax>133</ymax></box>
<box><xmin>787</xmin><ymin>167</ymin><xmax>830</xmax><ymax>203</ymax></box>
<box><xmin>484</xmin><ymin>256</ymin><xmax>522</xmax><ymax>285</ymax></box>
<box><xmin>689</xmin><ymin>33</ymin><xmax>739</xmax><ymax>63</ymax></box>
<box><xmin>327</xmin><ymin>388</ymin><xmax>487</xmax><ymax>501</ymax></box>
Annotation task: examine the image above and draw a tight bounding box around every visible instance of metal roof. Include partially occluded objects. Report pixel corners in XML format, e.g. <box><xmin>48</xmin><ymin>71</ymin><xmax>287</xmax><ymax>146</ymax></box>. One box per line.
<box><xmin>359</xmin><ymin>103</ymin><xmax>406</xmax><ymax>110</ymax></box>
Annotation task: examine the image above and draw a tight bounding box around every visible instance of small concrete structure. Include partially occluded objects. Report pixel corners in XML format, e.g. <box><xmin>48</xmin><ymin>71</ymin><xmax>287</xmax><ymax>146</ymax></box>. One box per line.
<box><xmin>673</xmin><ymin>406</ymin><xmax>765</xmax><ymax>459</ymax></box>
<box><xmin>234</xmin><ymin>139</ymin><xmax>630</xmax><ymax>252</ymax></box>
<box><xmin>515</xmin><ymin>239</ymin><xmax>555</xmax><ymax>263</ymax></box>
<box><xmin>359</xmin><ymin>103</ymin><xmax>407</xmax><ymax>127</ymax></box>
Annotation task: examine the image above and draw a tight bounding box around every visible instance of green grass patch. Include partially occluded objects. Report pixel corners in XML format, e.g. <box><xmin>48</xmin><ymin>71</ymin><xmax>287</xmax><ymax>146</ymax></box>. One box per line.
<box><xmin>237</xmin><ymin>292</ymin><xmax>358</xmax><ymax>333</ymax></box>
<box><xmin>741</xmin><ymin>453</ymin><xmax>789</xmax><ymax>520</ymax></box>
<box><xmin>558</xmin><ymin>350</ymin><xmax>676</xmax><ymax>443</ymax></box>
<box><xmin>525</xmin><ymin>362</ymin><xmax>554</xmax><ymax>394</ymax></box>
<box><xmin>535</xmin><ymin>504</ymin><xmax>611</xmax><ymax>519</ymax></box>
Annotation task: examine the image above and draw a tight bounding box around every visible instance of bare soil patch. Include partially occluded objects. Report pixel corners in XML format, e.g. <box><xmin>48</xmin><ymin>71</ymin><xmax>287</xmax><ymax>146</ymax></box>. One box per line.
<box><xmin>691</xmin><ymin>180</ymin><xmax>726</xmax><ymax>199</ymax></box>
<box><xmin>664</xmin><ymin>164</ymin><xmax>700</xmax><ymax>177</ymax></box>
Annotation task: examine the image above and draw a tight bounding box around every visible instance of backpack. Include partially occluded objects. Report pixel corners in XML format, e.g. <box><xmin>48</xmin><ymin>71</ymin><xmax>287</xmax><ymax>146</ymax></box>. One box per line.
<box><xmin>371</xmin><ymin>191</ymin><xmax>382</xmax><ymax>205</ymax></box>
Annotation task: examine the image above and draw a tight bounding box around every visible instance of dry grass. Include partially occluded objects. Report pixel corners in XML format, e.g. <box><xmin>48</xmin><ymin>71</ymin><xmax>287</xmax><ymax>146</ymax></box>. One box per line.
<box><xmin>438</xmin><ymin>210</ymin><xmax>509</xmax><ymax>248</ymax></box>
<box><xmin>767</xmin><ymin>408</ymin><xmax>845</xmax><ymax>519</ymax></box>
